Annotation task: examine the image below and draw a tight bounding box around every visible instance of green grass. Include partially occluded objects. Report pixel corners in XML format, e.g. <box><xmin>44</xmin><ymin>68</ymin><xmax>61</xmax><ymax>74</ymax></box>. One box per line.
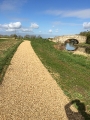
<box><xmin>30</xmin><ymin>38</ymin><xmax>90</xmax><ymax>113</ymax></box>
<box><xmin>0</xmin><ymin>38</ymin><xmax>23</xmax><ymax>83</ymax></box>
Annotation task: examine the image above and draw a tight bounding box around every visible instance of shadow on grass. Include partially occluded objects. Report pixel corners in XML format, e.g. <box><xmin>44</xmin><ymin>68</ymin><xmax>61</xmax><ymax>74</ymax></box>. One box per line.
<box><xmin>65</xmin><ymin>99</ymin><xmax>90</xmax><ymax>120</ymax></box>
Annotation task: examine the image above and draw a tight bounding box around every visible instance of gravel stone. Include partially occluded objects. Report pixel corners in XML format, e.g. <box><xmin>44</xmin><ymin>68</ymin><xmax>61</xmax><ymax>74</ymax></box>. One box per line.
<box><xmin>0</xmin><ymin>41</ymin><xmax>70</xmax><ymax>120</ymax></box>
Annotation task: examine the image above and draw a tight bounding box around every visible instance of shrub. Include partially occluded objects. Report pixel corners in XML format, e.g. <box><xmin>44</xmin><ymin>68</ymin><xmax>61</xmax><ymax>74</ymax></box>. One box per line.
<box><xmin>86</xmin><ymin>35</ymin><xmax>90</xmax><ymax>44</ymax></box>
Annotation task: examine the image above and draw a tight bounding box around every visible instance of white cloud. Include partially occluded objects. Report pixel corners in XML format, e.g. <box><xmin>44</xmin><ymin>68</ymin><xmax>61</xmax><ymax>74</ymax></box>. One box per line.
<box><xmin>0</xmin><ymin>1</ymin><xmax>15</xmax><ymax>11</ymax></box>
<box><xmin>45</xmin><ymin>9</ymin><xmax>90</xmax><ymax>18</ymax></box>
<box><xmin>8</xmin><ymin>22</ymin><xmax>21</xmax><ymax>29</ymax></box>
<box><xmin>49</xmin><ymin>29</ymin><xmax>52</xmax><ymax>33</ymax></box>
<box><xmin>0</xmin><ymin>22</ymin><xmax>22</xmax><ymax>32</ymax></box>
<box><xmin>30</xmin><ymin>23</ymin><xmax>39</xmax><ymax>29</ymax></box>
<box><xmin>83</xmin><ymin>22</ymin><xmax>90</xmax><ymax>29</ymax></box>
<box><xmin>21</xmin><ymin>28</ymin><xmax>32</xmax><ymax>32</ymax></box>
<box><xmin>63</xmin><ymin>9</ymin><xmax>90</xmax><ymax>18</ymax></box>
<box><xmin>0</xmin><ymin>22</ymin><xmax>21</xmax><ymax>29</ymax></box>
<box><xmin>0</xmin><ymin>0</ymin><xmax>27</xmax><ymax>11</ymax></box>
<box><xmin>1</xmin><ymin>24</ymin><xmax>9</xmax><ymax>29</ymax></box>
<box><xmin>52</xmin><ymin>21</ymin><xmax>81</xmax><ymax>26</ymax></box>
<box><xmin>6</xmin><ymin>29</ymin><xmax>15</xmax><ymax>32</ymax></box>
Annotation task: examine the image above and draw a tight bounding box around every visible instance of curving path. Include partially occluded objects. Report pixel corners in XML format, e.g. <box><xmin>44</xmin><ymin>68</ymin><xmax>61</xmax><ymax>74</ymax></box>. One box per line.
<box><xmin>0</xmin><ymin>41</ymin><xmax>70</xmax><ymax>120</ymax></box>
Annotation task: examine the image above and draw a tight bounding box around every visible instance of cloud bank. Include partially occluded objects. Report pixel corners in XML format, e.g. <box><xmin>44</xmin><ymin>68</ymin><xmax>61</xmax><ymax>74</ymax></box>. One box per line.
<box><xmin>83</xmin><ymin>22</ymin><xmax>90</xmax><ymax>29</ymax></box>
<box><xmin>45</xmin><ymin>9</ymin><xmax>90</xmax><ymax>18</ymax></box>
<box><xmin>0</xmin><ymin>0</ymin><xmax>27</xmax><ymax>11</ymax></box>
<box><xmin>0</xmin><ymin>22</ymin><xmax>40</xmax><ymax>33</ymax></box>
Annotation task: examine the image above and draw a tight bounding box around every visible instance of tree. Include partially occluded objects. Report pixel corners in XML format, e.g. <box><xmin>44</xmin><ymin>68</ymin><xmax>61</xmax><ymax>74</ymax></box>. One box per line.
<box><xmin>10</xmin><ymin>34</ymin><xmax>17</xmax><ymax>39</ymax></box>
<box><xmin>17</xmin><ymin>35</ymin><xmax>23</xmax><ymax>39</ymax></box>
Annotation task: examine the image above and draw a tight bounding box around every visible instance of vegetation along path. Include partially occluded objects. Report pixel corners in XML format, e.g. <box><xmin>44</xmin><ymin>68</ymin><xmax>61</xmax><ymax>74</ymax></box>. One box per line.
<box><xmin>0</xmin><ymin>40</ymin><xmax>82</xmax><ymax>120</ymax></box>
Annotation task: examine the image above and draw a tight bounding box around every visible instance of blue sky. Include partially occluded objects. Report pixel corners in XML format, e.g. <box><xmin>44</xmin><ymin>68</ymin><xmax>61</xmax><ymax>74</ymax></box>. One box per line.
<box><xmin>0</xmin><ymin>0</ymin><xmax>90</xmax><ymax>38</ymax></box>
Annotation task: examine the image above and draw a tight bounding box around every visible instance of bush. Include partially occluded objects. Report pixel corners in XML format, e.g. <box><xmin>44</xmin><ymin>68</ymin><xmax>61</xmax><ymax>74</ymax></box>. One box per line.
<box><xmin>85</xmin><ymin>46</ymin><xmax>90</xmax><ymax>54</ymax></box>
<box><xmin>86</xmin><ymin>35</ymin><xmax>90</xmax><ymax>44</ymax></box>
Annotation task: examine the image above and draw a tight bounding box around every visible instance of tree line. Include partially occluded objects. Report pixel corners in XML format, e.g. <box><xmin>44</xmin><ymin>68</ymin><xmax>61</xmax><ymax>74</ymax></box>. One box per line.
<box><xmin>0</xmin><ymin>34</ymin><xmax>42</xmax><ymax>40</ymax></box>
<box><xmin>79</xmin><ymin>31</ymin><xmax>90</xmax><ymax>44</ymax></box>
<box><xmin>0</xmin><ymin>31</ymin><xmax>90</xmax><ymax>44</ymax></box>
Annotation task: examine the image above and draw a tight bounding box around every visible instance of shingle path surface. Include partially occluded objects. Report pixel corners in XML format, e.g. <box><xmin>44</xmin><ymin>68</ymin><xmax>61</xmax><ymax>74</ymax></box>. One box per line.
<box><xmin>0</xmin><ymin>41</ymin><xmax>70</xmax><ymax>120</ymax></box>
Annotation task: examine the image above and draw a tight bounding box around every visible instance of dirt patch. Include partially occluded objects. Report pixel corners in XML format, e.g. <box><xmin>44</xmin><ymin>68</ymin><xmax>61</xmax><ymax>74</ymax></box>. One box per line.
<box><xmin>54</xmin><ymin>43</ymin><xmax>65</xmax><ymax>50</ymax></box>
<box><xmin>73</xmin><ymin>51</ymin><xmax>90</xmax><ymax>57</ymax></box>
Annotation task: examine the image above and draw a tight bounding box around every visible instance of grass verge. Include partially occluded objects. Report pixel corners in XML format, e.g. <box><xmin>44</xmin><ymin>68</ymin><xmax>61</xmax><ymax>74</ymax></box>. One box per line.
<box><xmin>0</xmin><ymin>39</ymin><xmax>23</xmax><ymax>83</ymax></box>
<box><xmin>30</xmin><ymin>38</ymin><xmax>90</xmax><ymax>113</ymax></box>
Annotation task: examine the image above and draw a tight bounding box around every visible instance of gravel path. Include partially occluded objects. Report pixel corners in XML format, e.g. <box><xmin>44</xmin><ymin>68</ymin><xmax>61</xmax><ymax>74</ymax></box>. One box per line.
<box><xmin>0</xmin><ymin>41</ymin><xmax>70</xmax><ymax>120</ymax></box>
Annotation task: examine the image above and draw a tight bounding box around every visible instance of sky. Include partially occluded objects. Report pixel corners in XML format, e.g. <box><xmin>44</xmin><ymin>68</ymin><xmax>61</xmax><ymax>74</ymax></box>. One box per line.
<box><xmin>0</xmin><ymin>0</ymin><xmax>90</xmax><ymax>38</ymax></box>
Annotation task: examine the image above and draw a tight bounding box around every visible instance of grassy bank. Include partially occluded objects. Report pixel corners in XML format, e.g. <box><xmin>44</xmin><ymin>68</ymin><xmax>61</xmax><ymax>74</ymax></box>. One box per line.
<box><xmin>31</xmin><ymin>38</ymin><xmax>90</xmax><ymax>113</ymax></box>
<box><xmin>0</xmin><ymin>38</ymin><xmax>23</xmax><ymax>83</ymax></box>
